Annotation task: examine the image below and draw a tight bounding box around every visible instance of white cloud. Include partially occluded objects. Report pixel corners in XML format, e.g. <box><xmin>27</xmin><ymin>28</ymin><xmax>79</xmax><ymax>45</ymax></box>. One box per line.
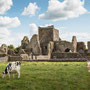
<box><xmin>39</xmin><ymin>0</ymin><xmax>87</xmax><ymax>21</ymax></box>
<box><xmin>0</xmin><ymin>28</ymin><xmax>10</xmax><ymax>39</ymax></box>
<box><xmin>29</xmin><ymin>23</ymin><xmax>38</xmax><ymax>37</ymax></box>
<box><xmin>0</xmin><ymin>16</ymin><xmax>20</xmax><ymax>28</ymax></box>
<box><xmin>22</xmin><ymin>2</ymin><xmax>40</xmax><ymax>16</ymax></box>
<box><xmin>10</xmin><ymin>33</ymin><xmax>30</xmax><ymax>47</ymax></box>
<box><xmin>0</xmin><ymin>16</ymin><xmax>21</xmax><ymax>46</ymax></box>
<box><xmin>39</xmin><ymin>24</ymin><xmax>53</xmax><ymax>27</ymax></box>
<box><xmin>0</xmin><ymin>0</ymin><xmax>13</xmax><ymax>14</ymax></box>
<box><xmin>0</xmin><ymin>28</ymin><xmax>12</xmax><ymax>45</ymax></box>
<box><xmin>60</xmin><ymin>32</ymin><xmax>90</xmax><ymax>45</ymax></box>
<box><xmin>0</xmin><ymin>31</ymin><xmax>29</xmax><ymax>47</ymax></box>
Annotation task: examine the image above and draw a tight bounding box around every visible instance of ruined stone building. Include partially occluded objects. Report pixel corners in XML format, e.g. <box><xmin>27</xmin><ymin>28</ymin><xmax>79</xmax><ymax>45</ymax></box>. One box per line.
<box><xmin>1</xmin><ymin>25</ymin><xmax>90</xmax><ymax>61</ymax></box>
<box><xmin>20</xmin><ymin>25</ymin><xmax>79</xmax><ymax>58</ymax></box>
<box><xmin>17</xmin><ymin>25</ymin><xmax>90</xmax><ymax>60</ymax></box>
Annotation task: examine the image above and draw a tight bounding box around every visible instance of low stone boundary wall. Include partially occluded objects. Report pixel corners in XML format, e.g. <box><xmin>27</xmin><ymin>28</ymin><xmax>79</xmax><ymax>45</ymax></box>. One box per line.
<box><xmin>51</xmin><ymin>52</ymin><xmax>83</xmax><ymax>59</ymax></box>
<box><xmin>8</xmin><ymin>56</ymin><xmax>22</xmax><ymax>61</ymax></box>
<box><xmin>0</xmin><ymin>56</ymin><xmax>88</xmax><ymax>62</ymax></box>
<box><xmin>0</xmin><ymin>56</ymin><xmax>8</xmax><ymax>62</ymax></box>
<box><xmin>0</xmin><ymin>54</ymin><xmax>6</xmax><ymax>57</ymax></box>
<box><xmin>23</xmin><ymin>58</ymin><xmax>87</xmax><ymax>62</ymax></box>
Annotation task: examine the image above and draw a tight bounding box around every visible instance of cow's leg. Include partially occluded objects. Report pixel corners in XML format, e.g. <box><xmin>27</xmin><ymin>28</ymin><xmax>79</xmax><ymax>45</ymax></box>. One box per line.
<box><xmin>8</xmin><ymin>72</ymin><xmax>10</xmax><ymax>78</ymax></box>
<box><xmin>88</xmin><ymin>67</ymin><xmax>90</xmax><ymax>72</ymax></box>
<box><xmin>17</xmin><ymin>71</ymin><xmax>20</xmax><ymax>78</ymax></box>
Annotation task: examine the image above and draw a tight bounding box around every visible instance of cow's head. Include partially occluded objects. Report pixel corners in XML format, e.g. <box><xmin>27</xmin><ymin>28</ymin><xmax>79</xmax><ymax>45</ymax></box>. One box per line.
<box><xmin>2</xmin><ymin>72</ymin><xmax>6</xmax><ymax>78</ymax></box>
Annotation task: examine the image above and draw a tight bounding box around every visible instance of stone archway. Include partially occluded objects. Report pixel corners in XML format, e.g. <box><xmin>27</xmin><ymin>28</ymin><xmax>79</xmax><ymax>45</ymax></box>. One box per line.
<box><xmin>65</xmin><ymin>48</ymin><xmax>71</xmax><ymax>52</ymax></box>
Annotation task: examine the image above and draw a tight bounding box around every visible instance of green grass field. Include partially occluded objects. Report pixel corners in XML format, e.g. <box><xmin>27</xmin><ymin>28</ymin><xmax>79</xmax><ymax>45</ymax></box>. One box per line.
<box><xmin>0</xmin><ymin>62</ymin><xmax>90</xmax><ymax>90</ymax></box>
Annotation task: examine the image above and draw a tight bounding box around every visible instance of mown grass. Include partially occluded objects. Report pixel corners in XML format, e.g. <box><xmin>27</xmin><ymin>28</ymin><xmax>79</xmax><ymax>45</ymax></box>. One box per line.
<box><xmin>0</xmin><ymin>62</ymin><xmax>90</xmax><ymax>90</ymax></box>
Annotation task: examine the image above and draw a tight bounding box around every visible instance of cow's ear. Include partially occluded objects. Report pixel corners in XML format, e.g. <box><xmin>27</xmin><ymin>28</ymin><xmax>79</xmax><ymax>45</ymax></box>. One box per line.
<box><xmin>19</xmin><ymin>62</ymin><xmax>21</xmax><ymax>65</ymax></box>
<box><xmin>16</xmin><ymin>62</ymin><xmax>18</xmax><ymax>66</ymax></box>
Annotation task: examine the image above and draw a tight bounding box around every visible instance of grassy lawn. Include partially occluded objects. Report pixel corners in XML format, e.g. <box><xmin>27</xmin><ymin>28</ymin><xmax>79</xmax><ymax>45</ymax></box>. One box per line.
<box><xmin>0</xmin><ymin>62</ymin><xmax>90</xmax><ymax>90</ymax></box>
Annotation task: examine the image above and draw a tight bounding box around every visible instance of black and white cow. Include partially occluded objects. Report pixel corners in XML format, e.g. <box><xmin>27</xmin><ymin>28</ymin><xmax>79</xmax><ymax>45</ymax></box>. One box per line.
<box><xmin>2</xmin><ymin>61</ymin><xmax>21</xmax><ymax>78</ymax></box>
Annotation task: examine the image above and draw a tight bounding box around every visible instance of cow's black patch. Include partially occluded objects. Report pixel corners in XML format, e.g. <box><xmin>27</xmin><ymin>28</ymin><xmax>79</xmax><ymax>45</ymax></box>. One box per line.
<box><xmin>16</xmin><ymin>62</ymin><xmax>21</xmax><ymax>66</ymax></box>
<box><xmin>9</xmin><ymin>63</ymin><xmax>12</xmax><ymax>67</ymax></box>
<box><xmin>4</xmin><ymin>63</ymin><xmax>12</xmax><ymax>74</ymax></box>
<box><xmin>4</xmin><ymin>67</ymin><xmax>8</xmax><ymax>74</ymax></box>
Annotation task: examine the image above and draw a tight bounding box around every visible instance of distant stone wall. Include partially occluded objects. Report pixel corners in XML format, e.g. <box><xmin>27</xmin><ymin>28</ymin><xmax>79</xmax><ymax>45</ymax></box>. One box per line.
<box><xmin>53</xmin><ymin>41</ymin><xmax>74</xmax><ymax>53</ymax></box>
<box><xmin>8</xmin><ymin>56</ymin><xmax>22</xmax><ymax>61</ymax></box>
<box><xmin>51</xmin><ymin>52</ymin><xmax>83</xmax><ymax>59</ymax></box>
<box><xmin>0</xmin><ymin>56</ymin><xmax>8</xmax><ymax>62</ymax></box>
<box><xmin>0</xmin><ymin>54</ymin><xmax>6</xmax><ymax>57</ymax></box>
<box><xmin>77</xmin><ymin>42</ymin><xmax>86</xmax><ymax>53</ymax></box>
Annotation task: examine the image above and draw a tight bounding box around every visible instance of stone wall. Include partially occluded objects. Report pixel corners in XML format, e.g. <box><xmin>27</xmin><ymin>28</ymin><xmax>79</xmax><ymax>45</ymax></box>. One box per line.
<box><xmin>0</xmin><ymin>44</ymin><xmax>8</xmax><ymax>54</ymax></box>
<box><xmin>51</xmin><ymin>52</ymin><xmax>83</xmax><ymax>59</ymax></box>
<box><xmin>26</xmin><ymin>34</ymin><xmax>42</xmax><ymax>55</ymax></box>
<box><xmin>53</xmin><ymin>41</ymin><xmax>74</xmax><ymax>53</ymax></box>
<box><xmin>88</xmin><ymin>42</ymin><xmax>90</xmax><ymax>53</ymax></box>
<box><xmin>77</xmin><ymin>42</ymin><xmax>86</xmax><ymax>53</ymax></box>
<box><xmin>38</xmin><ymin>25</ymin><xmax>59</xmax><ymax>55</ymax></box>
<box><xmin>8</xmin><ymin>56</ymin><xmax>22</xmax><ymax>61</ymax></box>
<box><xmin>72</xmin><ymin>36</ymin><xmax>77</xmax><ymax>52</ymax></box>
<box><xmin>21</xmin><ymin>36</ymin><xmax>29</xmax><ymax>49</ymax></box>
<box><xmin>53</xmin><ymin>29</ymin><xmax>59</xmax><ymax>41</ymax></box>
<box><xmin>48</xmin><ymin>41</ymin><xmax>54</xmax><ymax>58</ymax></box>
<box><xmin>0</xmin><ymin>56</ymin><xmax>8</xmax><ymax>62</ymax></box>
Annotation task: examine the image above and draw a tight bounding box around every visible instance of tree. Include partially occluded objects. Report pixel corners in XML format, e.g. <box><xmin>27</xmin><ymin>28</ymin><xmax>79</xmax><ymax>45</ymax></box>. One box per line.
<box><xmin>8</xmin><ymin>45</ymin><xmax>14</xmax><ymax>50</ymax></box>
<box><xmin>14</xmin><ymin>46</ymin><xmax>20</xmax><ymax>54</ymax></box>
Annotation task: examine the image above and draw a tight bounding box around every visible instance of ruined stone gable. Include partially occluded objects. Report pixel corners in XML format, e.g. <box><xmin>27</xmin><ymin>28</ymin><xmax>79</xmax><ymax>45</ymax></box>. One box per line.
<box><xmin>0</xmin><ymin>44</ymin><xmax>8</xmax><ymax>54</ymax></box>
<box><xmin>21</xmin><ymin>36</ymin><xmax>29</xmax><ymax>49</ymax></box>
<box><xmin>77</xmin><ymin>42</ymin><xmax>86</xmax><ymax>53</ymax></box>
<box><xmin>72</xmin><ymin>36</ymin><xmax>77</xmax><ymax>52</ymax></box>
<box><xmin>26</xmin><ymin>34</ymin><xmax>42</xmax><ymax>55</ymax></box>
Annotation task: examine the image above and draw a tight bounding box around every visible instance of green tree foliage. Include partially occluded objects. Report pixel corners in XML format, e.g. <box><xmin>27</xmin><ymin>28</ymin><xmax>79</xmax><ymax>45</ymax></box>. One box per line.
<box><xmin>14</xmin><ymin>46</ymin><xmax>20</xmax><ymax>54</ymax></box>
<box><xmin>8</xmin><ymin>45</ymin><xmax>14</xmax><ymax>50</ymax></box>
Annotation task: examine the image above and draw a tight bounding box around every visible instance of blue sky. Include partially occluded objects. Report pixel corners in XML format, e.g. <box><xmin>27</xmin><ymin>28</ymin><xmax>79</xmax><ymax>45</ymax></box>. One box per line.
<box><xmin>0</xmin><ymin>0</ymin><xmax>90</xmax><ymax>47</ymax></box>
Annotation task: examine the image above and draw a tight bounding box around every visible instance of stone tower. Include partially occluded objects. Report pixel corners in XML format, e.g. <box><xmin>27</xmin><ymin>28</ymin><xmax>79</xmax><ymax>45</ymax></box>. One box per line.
<box><xmin>38</xmin><ymin>25</ymin><xmax>59</xmax><ymax>55</ymax></box>
<box><xmin>72</xmin><ymin>36</ymin><xmax>77</xmax><ymax>52</ymax></box>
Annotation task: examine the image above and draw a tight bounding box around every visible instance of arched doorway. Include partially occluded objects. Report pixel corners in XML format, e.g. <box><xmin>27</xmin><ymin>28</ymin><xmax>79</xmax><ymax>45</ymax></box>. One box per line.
<box><xmin>65</xmin><ymin>48</ymin><xmax>71</xmax><ymax>52</ymax></box>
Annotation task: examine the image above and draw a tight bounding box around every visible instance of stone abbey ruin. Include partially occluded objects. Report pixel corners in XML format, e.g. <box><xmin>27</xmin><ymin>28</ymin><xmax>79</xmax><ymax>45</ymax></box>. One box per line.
<box><xmin>0</xmin><ymin>25</ymin><xmax>90</xmax><ymax>61</ymax></box>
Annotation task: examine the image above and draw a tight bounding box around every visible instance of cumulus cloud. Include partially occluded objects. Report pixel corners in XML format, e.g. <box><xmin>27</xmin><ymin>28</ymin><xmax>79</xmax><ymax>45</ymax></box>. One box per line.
<box><xmin>0</xmin><ymin>16</ymin><xmax>20</xmax><ymax>28</ymax></box>
<box><xmin>0</xmin><ymin>16</ymin><xmax>21</xmax><ymax>46</ymax></box>
<box><xmin>60</xmin><ymin>31</ymin><xmax>90</xmax><ymax>45</ymax></box>
<box><xmin>0</xmin><ymin>0</ymin><xmax>13</xmax><ymax>14</ymax></box>
<box><xmin>29</xmin><ymin>23</ymin><xmax>38</xmax><ymax>37</ymax></box>
<box><xmin>10</xmin><ymin>33</ymin><xmax>30</xmax><ymax>47</ymax></box>
<box><xmin>0</xmin><ymin>28</ymin><xmax>10</xmax><ymax>39</ymax></box>
<box><xmin>22</xmin><ymin>2</ymin><xmax>40</xmax><ymax>16</ymax></box>
<box><xmin>0</xmin><ymin>28</ymin><xmax>12</xmax><ymax>45</ymax></box>
<box><xmin>39</xmin><ymin>0</ymin><xmax>87</xmax><ymax>21</ymax></box>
